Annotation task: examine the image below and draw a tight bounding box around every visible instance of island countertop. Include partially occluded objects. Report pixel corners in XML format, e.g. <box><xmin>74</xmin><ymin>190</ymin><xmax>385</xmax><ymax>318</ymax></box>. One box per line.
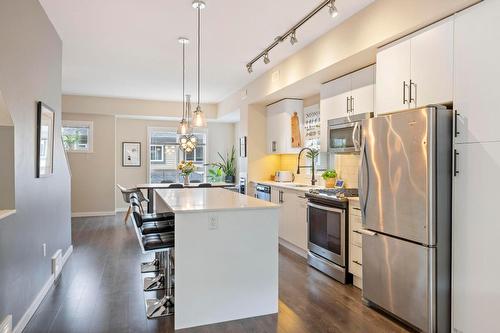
<box><xmin>155</xmin><ymin>187</ymin><xmax>279</xmax><ymax>213</ymax></box>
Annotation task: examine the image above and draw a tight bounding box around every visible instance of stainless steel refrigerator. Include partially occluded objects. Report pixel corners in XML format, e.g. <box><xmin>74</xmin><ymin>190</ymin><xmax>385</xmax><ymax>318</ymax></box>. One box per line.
<box><xmin>358</xmin><ymin>106</ymin><xmax>452</xmax><ymax>332</ymax></box>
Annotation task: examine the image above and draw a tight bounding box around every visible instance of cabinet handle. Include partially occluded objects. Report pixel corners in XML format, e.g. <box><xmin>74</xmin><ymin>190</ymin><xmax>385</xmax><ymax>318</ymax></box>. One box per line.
<box><xmin>403</xmin><ymin>81</ymin><xmax>408</xmax><ymax>105</ymax></box>
<box><xmin>297</xmin><ymin>195</ymin><xmax>307</xmax><ymax>199</ymax></box>
<box><xmin>409</xmin><ymin>80</ymin><xmax>416</xmax><ymax>105</ymax></box>
<box><xmin>272</xmin><ymin>141</ymin><xmax>277</xmax><ymax>152</ymax></box>
<box><xmin>352</xmin><ymin>207</ymin><xmax>361</xmax><ymax>211</ymax></box>
<box><xmin>350</xmin><ymin>96</ymin><xmax>354</xmax><ymax>113</ymax></box>
<box><xmin>353</xmin><ymin>260</ymin><xmax>362</xmax><ymax>266</ymax></box>
<box><xmin>454</xmin><ymin>149</ymin><xmax>460</xmax><ymax>177</ymax></box>
<box><xmin>454</xmin><ymin>110</ymin><xmax>461</xmax><ymax>138</ymax></box>
<box><xmin>353</xmin><ymin>230</ymin><xmax>363</xmax><ymax>235</ymax></box>
<box><xmin>346</xmin><ymin>96</ymin><xmax>350</xmax><ymax>114</ymax></box>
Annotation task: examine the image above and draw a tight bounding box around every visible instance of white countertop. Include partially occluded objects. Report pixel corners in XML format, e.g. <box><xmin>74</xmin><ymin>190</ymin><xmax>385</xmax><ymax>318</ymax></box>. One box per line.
<box><xmin>251</xmin><ymin>180</ymin><xmax>323</xmax><ymax>193</ymax></box>
<box><xmin>156</xmin><ymin>188</ymin><xmax>279</xmax><ymax>213</ymax></box>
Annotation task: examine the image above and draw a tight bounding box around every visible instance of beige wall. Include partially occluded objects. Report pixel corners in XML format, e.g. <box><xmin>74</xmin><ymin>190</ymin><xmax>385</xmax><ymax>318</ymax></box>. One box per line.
<box><xmin>63</xmin><ymin>94</ymin><xmax>218</xmax><ymax>120</ymax></box>
<box><xmin>62</xmin><ymin>113</ymin><xmax>116</xmax><ymax>214</ymax></box>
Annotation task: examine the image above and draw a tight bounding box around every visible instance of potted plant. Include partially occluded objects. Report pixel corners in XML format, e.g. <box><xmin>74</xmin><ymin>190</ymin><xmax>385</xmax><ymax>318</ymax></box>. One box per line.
<box><xmin>207</xmin><ymin>167</ymin><xmax>223</xmax><ymax>183</ymax></box>
<box><xmin>62</xmin><ymin>133</ymin><xmax>79</xmax><ymax>150</ymax></box>
<box><xmin>321</xmin><ymin>170</ymin><xmax>338</xmax><ymax>188</ymax></box>
<box><xmin>212</xmin><ymin>146</ymin><xmax>237</xmax><ymax>183</ymax></box>
<box><xmin>177</xmin><ymin>160</ymin><xmax>196</xmax><ymax>185</ymax></box>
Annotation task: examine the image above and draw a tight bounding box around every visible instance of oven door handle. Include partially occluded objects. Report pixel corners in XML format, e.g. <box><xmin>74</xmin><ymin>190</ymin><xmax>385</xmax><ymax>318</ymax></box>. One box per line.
<box><xmin>357</xmin><ymin>229</ymin><xmax>377</xmax><ymax>237</ymax></box>
<box><xmin>307</xmin><ymin>202</ymin><xmax>345</xmax><ymax>214</ymax></box>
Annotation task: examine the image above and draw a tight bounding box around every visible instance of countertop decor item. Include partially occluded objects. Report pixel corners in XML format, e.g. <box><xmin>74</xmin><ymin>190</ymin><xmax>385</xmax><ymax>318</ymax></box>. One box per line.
<box><xmin>212</xmin><ymin>146</ymin><xmax>236</xmax><ymax>183</ymax></box>
<box><xmin>321</xmin><ymin>170</ymin><xmax>338</xmax><ymax>188</ymax></box>
<box><xmin>291</xmin><ymin>111</ymin><xmax>302</xmax><ymax>148</ymax></box>
<box><xmin>36</xmin><ymin>102</ymin><xmax>55</xmax><ymax>177</ymax></box>
<box><xmin>122</xmin><ymin>142</ymin><xmax>141</xmax><ymax>167</ymax></box>
<box><xmin>178</xmin><ymin>160</ymin><xmax>196</xmax><ymax>185</ymax></box>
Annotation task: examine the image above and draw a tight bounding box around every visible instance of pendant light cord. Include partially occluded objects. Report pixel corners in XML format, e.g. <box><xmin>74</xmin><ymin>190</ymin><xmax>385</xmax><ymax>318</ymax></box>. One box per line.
<box><xmin>197</xmin><ymin>6</ymin><xmax>201</xmax><ymax>108</ymax></box>
<box><xmin>182</xmin><ymin>42</ymin><xmax>186</xmax><ymax>120</ymax></box>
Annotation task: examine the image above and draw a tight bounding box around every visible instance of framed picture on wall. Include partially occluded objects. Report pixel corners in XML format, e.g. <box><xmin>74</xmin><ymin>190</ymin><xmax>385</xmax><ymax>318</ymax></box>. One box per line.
<box><xmin>36</xmin><ymin>102</ymin><xmax>55</xmax><ymax>178</ymax></box>
<box><xmin>239</xmin><ymin>136</ymin><xmax>247</xmax><ymax>158</ymax></box>
<box><xmin>122</xmin><ymin>142</ymin><xmax>141</xmax><ymax>167</ymax></box>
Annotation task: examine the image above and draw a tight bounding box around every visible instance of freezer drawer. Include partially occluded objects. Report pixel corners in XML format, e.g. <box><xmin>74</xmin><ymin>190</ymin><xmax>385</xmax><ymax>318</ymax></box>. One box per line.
<box><xmin>362</xmin><ymin>232</ymin><xmax>435</xmax><ymax>332</ymax></box>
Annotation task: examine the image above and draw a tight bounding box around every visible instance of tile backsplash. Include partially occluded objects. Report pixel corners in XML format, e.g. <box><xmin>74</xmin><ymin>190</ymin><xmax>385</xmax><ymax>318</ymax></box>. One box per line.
<box><xmin>332</xmin><ymin>154</ymin><xmax>360</xmax><ymax>188</ymax></box>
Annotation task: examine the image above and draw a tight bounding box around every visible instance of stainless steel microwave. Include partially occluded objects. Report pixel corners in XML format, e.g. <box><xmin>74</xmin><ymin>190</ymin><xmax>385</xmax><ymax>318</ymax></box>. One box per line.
<box><xmin>327</xmin><ymin>112</ymin><xmax>373</xmax><ymax>154</ymax></box>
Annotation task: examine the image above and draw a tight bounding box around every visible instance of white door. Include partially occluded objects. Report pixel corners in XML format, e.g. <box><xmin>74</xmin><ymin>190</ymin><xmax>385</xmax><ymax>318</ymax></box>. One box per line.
<box><xmin>453</xmin><ymin>141</ymin><xmax>500</xmax><ymax>333</ymax></box>
<box><xmin>350</xmin><ymin>65</ymin><xmax>375</xmax><ymax>116</ymax></box>
<box><xmin>320</xmin><ymin>75</ymin><xmax>351</xmax><ymax>152</ymax></box>
<box><xmin>454</xmin><ymin>0</ymin><xmax>500</xmax><ymax>143</ymax></box>
<box><xmin>410</xmin><ymin>19</ymin><xmax>454</xmax><ymax>108</ymax></box>
<box><xmin>375</xmin><ymin>39</ymin><xmax>411</xmax><ymax>115</ymax></box>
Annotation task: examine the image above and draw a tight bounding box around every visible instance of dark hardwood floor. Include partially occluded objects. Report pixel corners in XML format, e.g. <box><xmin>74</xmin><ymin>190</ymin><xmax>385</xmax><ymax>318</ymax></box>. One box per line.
<box><xmin>24</xmin><ymin>214</ymin><xmax>411</xmax><ymax>333</ymax></box>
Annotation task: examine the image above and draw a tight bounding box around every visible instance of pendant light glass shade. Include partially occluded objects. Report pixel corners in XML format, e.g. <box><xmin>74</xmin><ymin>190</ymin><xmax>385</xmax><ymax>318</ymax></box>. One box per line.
<box><xmin>192</xmin><ymin>105</ymin><xmax>207</xmax><ymax>128</ymax></box>
<box><xmin>177</xmin><ymin>119</ymin><xmax>189</xmax><ymax>135</ymax></box>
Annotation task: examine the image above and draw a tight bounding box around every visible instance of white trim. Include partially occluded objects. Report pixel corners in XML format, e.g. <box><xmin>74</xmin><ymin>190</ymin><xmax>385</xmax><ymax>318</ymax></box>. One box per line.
<box><xmin>71</xmin><ymin>211</ymin><xmax>116</xmax><ymax>218</ymax></box>
<box><xmin>279</xmin><ymin>238</ymin><xmax>307</xmax><ymax>258</ymax></box>
<box><xmin>0</xmin><ymin>210</ymin><xmax>16</xmax><ymax>221</ymax></box>
<box><xmin>115</xmin><ymin>207</ymin><xmax>129</xmax><ymax>213</ymax></box>
<box><xmin>13</xmin><ymin>245</ymin><xmax>73</xmax><ymax>333</ymax></box>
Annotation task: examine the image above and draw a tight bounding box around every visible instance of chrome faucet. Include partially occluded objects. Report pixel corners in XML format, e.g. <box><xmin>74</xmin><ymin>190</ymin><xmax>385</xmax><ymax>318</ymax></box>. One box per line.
<box><xmin>296</xmin><ymin>147</ymin><xmax>317</xmax><ymax>186</ymax></box>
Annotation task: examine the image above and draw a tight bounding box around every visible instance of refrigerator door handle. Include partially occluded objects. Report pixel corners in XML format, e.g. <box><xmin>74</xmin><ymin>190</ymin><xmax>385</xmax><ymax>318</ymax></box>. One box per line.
<box><xmin>358</xmin><ymin>139</ymin><xmax>370</xmax><ymax>219</ymax></box>
<box><xmin>357</xmin><ymin>229</ymin><xmax>377</xmax><ymax>236</ymax></box>
<box><xmin>352</xmin><ymin>122</ymin><xmax>360</xmax><ymax>151</ymax></box>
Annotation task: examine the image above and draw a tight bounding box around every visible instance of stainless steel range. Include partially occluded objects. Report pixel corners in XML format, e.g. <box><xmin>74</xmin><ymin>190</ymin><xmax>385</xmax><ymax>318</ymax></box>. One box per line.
<box><xmin>305</xmin><ymin>188</ymin><xmax>358</xmax><ymax>283</ymax></box>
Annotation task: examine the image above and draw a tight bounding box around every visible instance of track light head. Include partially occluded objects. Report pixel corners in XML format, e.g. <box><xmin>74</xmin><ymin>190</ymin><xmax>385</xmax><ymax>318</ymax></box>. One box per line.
<box><xmin>328</xmin><ymin>0</ymin><xmax>338</xmax><ymax>18</ymax></box>
<box><xmin>290</xmin><ymin>31</ymin><xmax>298</xmax><ymax>45</ymax></box>
<box><xmin>178</xmin><ymin>37</ymin><xmax>190</xmax><ymax>44</ymax></box>
<box><xmin>263</xmin><ymin>52</ymin><xmax>270</xmax><ymax>65</ymax></box>
<box><xmin>192</xmin><ymin>0</ymin><xmax>206</xmax><ymax>9</ymax></box>
<box><xmin>246</xmin><ymin>64</ymin><xmax>253</xmax><ymax>74</ymax></box>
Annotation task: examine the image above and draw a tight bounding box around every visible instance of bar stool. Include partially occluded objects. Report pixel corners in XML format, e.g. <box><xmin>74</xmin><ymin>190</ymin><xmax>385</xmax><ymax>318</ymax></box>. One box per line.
<box><xmin>198</xmin><ymin>183</ymin><xmax>212</xmax><ymax>188</ymax></box>
<box><xmin>131</xmin><ymin>200</ymin><xmax>174</xmax><ymax>274</ymax></box>
<box><xmin>142</xmin><ymin>233</ymin><xmax>175</xmax><ymax>319</ymax></box>
<box><xmin>168</xmin><ymin>183</ymin><xmax>184</xmax><ymax>189</ymax></box>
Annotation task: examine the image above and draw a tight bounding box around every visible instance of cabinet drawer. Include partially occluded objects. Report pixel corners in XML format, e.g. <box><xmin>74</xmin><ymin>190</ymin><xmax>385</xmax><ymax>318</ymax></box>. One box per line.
<box><xmin>349</xmin><ymin>245</ymin><xmax>363</xmax><ymax>277</ymax></box>
<box><xmin>351</xmin><ymin>228</ymin><xmax>362</xmax><ymax>247</ymax></box>
<box><xmin>350</xmin><ymin>204</ymin><xmax>362</xmax><ymax>217</ymax></box>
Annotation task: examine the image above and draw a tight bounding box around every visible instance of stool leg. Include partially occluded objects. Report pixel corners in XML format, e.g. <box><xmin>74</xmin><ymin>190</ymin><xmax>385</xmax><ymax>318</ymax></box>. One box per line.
<box><xmin>145</xmin><ymin>250</ymin><xmax>174</xmax><ymax>318</ymax></box>
<box><xmin>143</xmin><ymin>251</ymin><xmax>165</xmax><ymax>292</ymax></box>
<box><xmin>124</xmin><ymin>206</ymin><xmax>131</xmax><ymax>224</ymax></box>
<box><xmin>141</xmin><ymin>253</ymin><xmax>160</xmax><ymax>273</ymax></box>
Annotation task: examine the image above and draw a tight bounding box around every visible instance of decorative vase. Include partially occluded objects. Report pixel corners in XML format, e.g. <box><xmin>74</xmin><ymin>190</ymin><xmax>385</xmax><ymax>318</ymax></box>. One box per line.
<box><xmin>225</xmin><ymin>175</ymin><xmax>236</xmax><ymax>184</ymax></box>
<box><xmin>183</xmin><ymin>175</ymin><xmax>190</xmax><ymax>186</ymax></box>
<box><xmin>325</xmin><ymin>178</ymin><xmax>336</xmax><ymax>188</ymax></box>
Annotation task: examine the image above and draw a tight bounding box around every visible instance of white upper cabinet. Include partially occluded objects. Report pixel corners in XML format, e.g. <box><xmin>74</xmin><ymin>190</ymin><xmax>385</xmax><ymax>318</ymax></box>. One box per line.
<box><xmin>452</xmin><ymin>141</ymin><xmax>500</xmax><ymax>333</ymax></box>
<box><xmin>375</xmin><ymin>19</ymin><xmax>453</xmax><ymax>115</ymax></box>
<box><xmin>375</xmin><ymin>40</ymin><xmax>411</xmax><ymax>115</ymax></box>
<box><xmin>320</xmin><ymin>65</ymin><xmax>375</xmax><ymax>152</ymax></box>
<box><xmin>454</xmin><ymin>0</ymin><xmax>500</xmax><ymax>143</ymax></box>
<box><xmin>266</xmin><ymin>99</ymin><xmax>304</xmax><ymax>154</ymax></box>
<box><xmin>411</xmin><ymin>19</ymin><xmax>454</xmax><ymax>108</ymax></box>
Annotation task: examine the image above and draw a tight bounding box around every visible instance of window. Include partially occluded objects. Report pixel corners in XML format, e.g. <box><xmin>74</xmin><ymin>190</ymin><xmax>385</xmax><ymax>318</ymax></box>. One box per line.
<box><xmin>150</xmin><ymin>145</ymin><xmax>164</xmax><ymax>163</ymax></box>
<box><xmin>148</xmin><ymin>128</ymin><xmax>207</xmax><ymax>184</ymax></box>
<box><xmin>62</xmin><ymin>120</ymin><xmax>93</xmax><ymax>152</ymax></box>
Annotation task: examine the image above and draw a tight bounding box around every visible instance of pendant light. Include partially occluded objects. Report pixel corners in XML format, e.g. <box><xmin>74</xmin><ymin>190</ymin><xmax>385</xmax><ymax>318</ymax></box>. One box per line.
<box><xmin>177</xmin><ymin>37</ymin><xmax>190</xmax><ymax>135</ymax></box>
<box><xmin>191</xmin><ymin>0</ymin><xmax>207</xmax><ymax>128</ymax></box>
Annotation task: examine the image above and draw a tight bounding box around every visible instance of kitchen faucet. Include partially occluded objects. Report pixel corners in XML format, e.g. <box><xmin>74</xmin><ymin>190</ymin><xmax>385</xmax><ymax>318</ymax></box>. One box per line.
<box><xmin>296</xmin><ymin>147</ymin><xmax>317</xmax><ymax>186</ymax></box>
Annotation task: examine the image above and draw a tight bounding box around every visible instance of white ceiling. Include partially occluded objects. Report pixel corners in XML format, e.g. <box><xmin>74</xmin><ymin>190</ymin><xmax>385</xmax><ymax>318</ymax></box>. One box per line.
<box><xmin>40</xmin><ymin>0</ymin><xmax>374</xmax><ymax>103</ymax></box>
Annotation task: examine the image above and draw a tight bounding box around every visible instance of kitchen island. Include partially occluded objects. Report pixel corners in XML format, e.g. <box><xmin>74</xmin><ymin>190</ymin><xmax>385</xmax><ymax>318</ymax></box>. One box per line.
<box><xmin>155</xmin><ymin>188</ymin><xmax>280</xmax><ymax>330</ymax></box>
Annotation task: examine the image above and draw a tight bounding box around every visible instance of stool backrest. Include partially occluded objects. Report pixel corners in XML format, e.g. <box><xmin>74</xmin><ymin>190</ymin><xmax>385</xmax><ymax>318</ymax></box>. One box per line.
<box><xmin>168</xmin><ymin>183</ymin><xmax>184</xmax><ymax>189</ymax></box>
<box><xmin>130</xmin><ymin>198</ymin><xmax>143</xmax><ymax>227</ymax></box>
<box><xmin>198</xmin><ymin>183</ymin><xmax>212</xmax><ymax>188</ymax></box>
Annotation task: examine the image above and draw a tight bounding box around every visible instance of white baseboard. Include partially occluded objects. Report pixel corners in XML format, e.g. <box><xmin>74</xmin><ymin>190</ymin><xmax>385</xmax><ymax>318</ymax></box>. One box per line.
<box><xmin>115</xmin><ymin>207</ymin><xmax>129</xmax><ymax>213</ymax></box>
<box><xmin>13</xmin><ymin>245</ymin><xmax>73</xmax><ymax>333</ymax></box>
<box><xmin>71</xmin><ymin>211</ymin><xmax>116</xmax><ymax>218</ymax></box>
<box><xmin>279</xmin><ymin>238</ymin><xmax>307</xmax><ymax>258</ymax></box>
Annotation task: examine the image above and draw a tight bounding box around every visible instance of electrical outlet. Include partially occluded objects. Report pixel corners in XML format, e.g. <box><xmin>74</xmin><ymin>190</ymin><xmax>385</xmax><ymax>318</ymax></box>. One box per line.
<box><xmin>208</xmin><ymin>216</ymin><xmax>219</xmax><ymax>230</ymax></box>
<box><xmin>42</xmin><ymin>243</ymin><xmax>47</xmax><ymax>257</ymax></box>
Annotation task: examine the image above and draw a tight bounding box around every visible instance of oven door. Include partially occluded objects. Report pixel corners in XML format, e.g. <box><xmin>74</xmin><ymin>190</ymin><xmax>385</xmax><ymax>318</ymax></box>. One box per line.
<box><xmin>328</xmin><ymin>122</ymin><xmax>361</xmax><ymax>153</ymax></box>
<box><xmin>307</xmin><ymin>202</ymin><xmax>346</xmax><ymax>267</ymax></box>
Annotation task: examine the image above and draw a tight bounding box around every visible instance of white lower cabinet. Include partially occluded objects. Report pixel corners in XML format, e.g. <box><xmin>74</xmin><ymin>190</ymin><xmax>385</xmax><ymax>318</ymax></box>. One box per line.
<box><xmin>275</xmin><ymin>188</ymin><xmax>308</xmax><ymax>254</ymax></box>
<box><xmin>453</xmin><ymin>141</ymin><xmax>500</xmax><ymax>332</ymax></box>
<box><xmin>348</xmin><ymin>200</ymin><xmax>363</xmax><ymax>289</ymax></box>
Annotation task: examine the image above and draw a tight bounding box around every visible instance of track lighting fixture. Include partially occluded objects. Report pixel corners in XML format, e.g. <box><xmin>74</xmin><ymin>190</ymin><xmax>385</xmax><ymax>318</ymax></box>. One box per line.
<box><xmin>245</xmin><ymin>0</ymin><xmax>339</xmax><ymax>73</ymax></box>
<box><xmin>263</xmin><ymin>52</ymin><xmax>270</xmax><ymax>65</ymax></box>
<box><xmin>290</xmin><ymin>30</ymin><xmax>298</xmax><ymax>45</ymax></box>
<box><xmin>329</xmin><ymin>0</ymin><xmax>338</xmax><ymax>18</ymax></box>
